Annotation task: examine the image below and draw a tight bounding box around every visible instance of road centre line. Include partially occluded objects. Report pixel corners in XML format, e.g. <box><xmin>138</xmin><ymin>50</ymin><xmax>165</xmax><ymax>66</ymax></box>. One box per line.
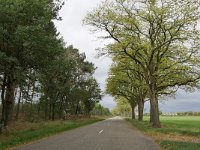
<box><xmin>98</xmin><ymin>130</ymin><xmax>103</xmax><ymax>134</ymax></box>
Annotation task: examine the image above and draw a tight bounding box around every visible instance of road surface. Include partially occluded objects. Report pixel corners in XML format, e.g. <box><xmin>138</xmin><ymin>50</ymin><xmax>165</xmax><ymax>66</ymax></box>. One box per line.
<box><xmin>14</xmin><ymin>117</ymin><xmax>160</xmax><ymax>150</ymax></box>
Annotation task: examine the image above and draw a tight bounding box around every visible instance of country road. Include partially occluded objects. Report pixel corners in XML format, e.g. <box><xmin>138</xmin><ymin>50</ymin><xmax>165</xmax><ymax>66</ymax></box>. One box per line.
<box><xmin>14</xmin><ymin>117</ymin><xmax>160</xmax><ymax>150</ymax></box>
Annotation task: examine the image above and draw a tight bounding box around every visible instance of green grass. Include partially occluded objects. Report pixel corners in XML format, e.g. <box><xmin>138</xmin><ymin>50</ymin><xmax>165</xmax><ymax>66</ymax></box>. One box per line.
<box><xmin>126</xmin><ymin>116</ymin><xmax>200</xmax><ymax>150</ymax></box>
<box><xmin>160</xmin><ymin>141</ymin><xmax>200</xmax><ymax>150</ymax></box>
<box><xmin>0</xmin><ymin>118</ymin><xmax>103</xmax><ymax>150</ymax></box>
<box><xmin>144</xmin><ymin>116</ymin><xmax>200</xmax><ymax>136</ymax></box>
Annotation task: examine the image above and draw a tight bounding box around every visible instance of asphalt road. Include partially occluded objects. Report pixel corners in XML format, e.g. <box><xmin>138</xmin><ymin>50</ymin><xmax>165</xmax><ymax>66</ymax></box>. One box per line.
<box><xmin>14</xmin><ymin>117</ymin><xmax>160</xmax><ymax>150</ymax></box>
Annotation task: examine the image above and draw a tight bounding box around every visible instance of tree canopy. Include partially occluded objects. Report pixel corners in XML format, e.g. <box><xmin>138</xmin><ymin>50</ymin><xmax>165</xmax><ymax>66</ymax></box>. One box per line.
<box><xmin>0</xmin><ymin>0</ymin><xmax>103</xmax><ymax>129</ymax></box>
<box><xmin>84</xmin><ymin>0</ymin><xmax>200</xmax><ymax>127</ymax></box>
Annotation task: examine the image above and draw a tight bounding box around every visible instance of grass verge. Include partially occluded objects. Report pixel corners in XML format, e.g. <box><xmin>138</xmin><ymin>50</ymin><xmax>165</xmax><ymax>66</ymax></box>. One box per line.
<box><xmin>0</xmin><ymin>118</ymin><xmax>103</xmax><ymax>150</ymax></box>
<box><xmin>126</xmin><ymin>116</ymin><xmax>200</xmax><ymax>150</ymax></box>
<box><xmin>160</xmin><ymin>141</ymin><xmax>200</xmax><ymax>150</ymax></box>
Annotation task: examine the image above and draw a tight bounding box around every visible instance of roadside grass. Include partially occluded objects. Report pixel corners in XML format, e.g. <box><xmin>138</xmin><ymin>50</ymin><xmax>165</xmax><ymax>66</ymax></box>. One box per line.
<box><xmin>126</xmin><ymin>116</ymin><xmax>200</xmax><ymax>150</ymax></box>
<box><xmin>0</xmin><ymin>118</ymin><xmax>103</xmax><ymax>150</ymax></box>
<box><xmin>160</xmin><ymin>141</ymin><xmax>200</xmax><ymax>150</ymax></box>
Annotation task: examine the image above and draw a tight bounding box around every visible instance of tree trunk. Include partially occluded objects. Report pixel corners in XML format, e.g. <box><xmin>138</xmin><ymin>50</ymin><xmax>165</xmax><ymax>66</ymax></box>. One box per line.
<box><xmin>149</xmin><ymin>107</ymin><xmax>153</xmax><ymax>123</ymax></box>
<box><xmin>15</xmin><ymin>88</ymin><xmax>22</xmax><ymax>120</ymax></box>
<box><xmin>149</xmin><ymin>87</ymin><xmax>160</xmax><ymax>128</ymax></box>
<box><xmin>1</xmin><ymin>74</ymin><xmax>7</xmax><ymax>124</ymax></box>
<box><xmin>49</xmin><ymin>102</ymin><xmax>52</xmax><ymax>120</ymax></box>
<box><xmin>4</xmin><ymin>75</ymin><xmax>15</xmax><ymax>127</ymax></box>
<box><xmin>131</xmin><ymin>104</ymin><xmax>135</xmax><ymax>119</ymax></box>
<box><xmin>138</xmin><ymin>99</ymin><xmax>144</xmax><ymax>121</ymax></box>
<box><xmin>30</xmin><ymin>86</ymin><xmax>35</xmax><ymax>113</ymax></box>
<box><xmin>52</xmin><ymin>93</ymin><xmax>59</xmax><ymax>120</ymax></box>
<box><xmin>59</xmin><ymin>95</ymin><xmax>65</xmax><ymax>119</ymax></box>
<box><xmin>21</xmin><ymin>92</ymin><xmax>24</xmax><ymax>117</ymax></box>
<box><xmin>75</xmin><ymin>105</ymin><xmax>79</xmax><ymax>116</ymax></box>
<box><xmin>52</xmin><ymin>102</ymin><xmax>55</xmax><ymax>120</ymax></box>
<box><xmin>44</xmin><ymin>97</ymin><xmax>48</xmax><ymax>120</ymax></box>
<box><xmin>37</xmin><ymin>101</ymin><xmax>41</xmax><ymax>116</ymax></box>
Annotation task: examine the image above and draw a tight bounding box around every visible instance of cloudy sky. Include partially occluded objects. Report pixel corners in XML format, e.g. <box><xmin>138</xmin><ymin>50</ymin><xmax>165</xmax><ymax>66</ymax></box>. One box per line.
<box><xmin>55</xmin><ymin>0</ymin><xmax>200</xmax><ymax>112</ymax></box>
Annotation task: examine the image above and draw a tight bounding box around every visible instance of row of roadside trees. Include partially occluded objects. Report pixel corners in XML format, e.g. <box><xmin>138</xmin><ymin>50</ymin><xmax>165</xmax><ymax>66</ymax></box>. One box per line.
<box><xmin>84</xmin><ymin>0</ymin><xmax>200</xmax><ymax>127</ymax></box>
<box><xmin>0</xmin><ymin>0</ymin><xmax>103</xmax><ymax>130</ymax></box>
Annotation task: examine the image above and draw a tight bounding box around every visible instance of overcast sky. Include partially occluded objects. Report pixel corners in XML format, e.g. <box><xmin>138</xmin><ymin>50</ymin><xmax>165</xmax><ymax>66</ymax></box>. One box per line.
<box><xmin>55</xmin><ymin>0</ymin><xmax>200</xmax><ymax>112</ymax></box>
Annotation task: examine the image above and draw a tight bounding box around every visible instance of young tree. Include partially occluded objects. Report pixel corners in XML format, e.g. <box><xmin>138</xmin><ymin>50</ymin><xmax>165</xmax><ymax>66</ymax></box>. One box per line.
<box><xmin>81</xmin><ymin>78</ymin><xmax>102</xmax><ymax>116</ymax></box>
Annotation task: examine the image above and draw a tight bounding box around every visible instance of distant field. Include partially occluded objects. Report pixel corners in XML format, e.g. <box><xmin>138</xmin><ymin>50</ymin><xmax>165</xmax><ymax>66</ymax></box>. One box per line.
<box><xmin>127</xmin><ymin>116</ymin><xmax>200</xmax><ymax>150</ymax></box>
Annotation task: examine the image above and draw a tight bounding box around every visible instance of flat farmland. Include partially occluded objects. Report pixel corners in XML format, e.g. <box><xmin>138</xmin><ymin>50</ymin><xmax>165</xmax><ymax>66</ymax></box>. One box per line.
<box><xmin>127</xmin><ymin>116</ymin><xmax>200</xmax><ymax>150</ymax></box>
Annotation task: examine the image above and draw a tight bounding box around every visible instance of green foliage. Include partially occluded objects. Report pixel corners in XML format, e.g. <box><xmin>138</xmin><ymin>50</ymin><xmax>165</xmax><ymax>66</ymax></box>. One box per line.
<box><xmin>0</xmin><ymin>0</ymin><xmax>102</xmax><ymax>127</ymax></box>
<box><xmin>38</xmin><ymin>45</ymin><xmax>102</xmax><ymax>119</ymax></box>
<box><xmin>106</xmin><ymin>54</ymin><xmax>147</xmax><ymax>119</ymax></box>
<box><xmin>84</xmin><ymin>0</ymin><xmax>200</xmax><ymax>127</ymax></box>
<box><xmin>177</xmin><ymin>112</ymin><xmax>200</xmax><ymax>116</ymax></box>
<box><xmin>111</xmin><ymin>98</ymin><xmax>131</xmax><ymax>116</ymax></box>
<box><xmin>91</xmin><ymin>103</ymin><xmax>111</xmax><ymax>116</ymax></box>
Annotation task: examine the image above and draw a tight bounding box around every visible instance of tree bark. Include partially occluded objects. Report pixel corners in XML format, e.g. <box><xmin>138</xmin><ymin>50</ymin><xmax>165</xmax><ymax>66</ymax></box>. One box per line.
<box><xmin>49</xmin><ymin>102</ymin><xmax>52</xmax><ymax>120</ymax></box>
<box><xmin>149</xmin><ymin>85</ymin><xmax>161</xmax><ymax>128</ymax></box>
<box><xmin>59</xmin><ymin>95</ymin><xmax>65</xmax><ymax>119</ymax></box>
<box><xmin>21</xmin><ymin>92</ymin><xmax>24</xmax><ymax>117</ymax></box>
<box><xmin>131</xmin><ymin>104</ymin><xmax>135</xmax><ymax>119</ymax></box>
<box><xmin>138</xmin><ymin>99</ymin><xmax>144</xmax><ymax>121</ymax></box>
<box><xmin>30</xmin><ymin>85</ymin><xmax>35</xmax><ymax>113</ymax></box>
<box><xmin>52</xmin><ymin>102</ymin><xmax>55</xmax><ymax>120</ymax></box>
<box><xmin>44</xmin><ymin>97</ymin><xmax>48</xmax><ymax>120</ymax></box>
<box><xmin>1</xmin><ymin>74</ymin><xmax>7</xmax><ymax>124</ymax></box>
<box><xmin>15</xmin><ymin>88</ymin><xmax>22</xmax><ymax>120</ymax></box>
<box><xmin>4</xmin><ymin>75</ymin><xmax>15</xmax><ymax>127</ymax></box>
<box><xmin>75</xmin><ymin>104</ymin><xmax>79</xmax><ymax>116</ymax></box>
<box><xmin>37</xmin><ymin>100</ymin><xmax>41</xmax><ymax>116</ymax></box>
<box><xmin>149</xmin><ymin>107</ymin><xmax>153</xmax><ymax>123</ymax></box>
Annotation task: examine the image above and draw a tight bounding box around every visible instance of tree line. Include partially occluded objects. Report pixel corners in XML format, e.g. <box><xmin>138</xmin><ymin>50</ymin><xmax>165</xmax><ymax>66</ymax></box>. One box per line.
<box><xmin>111</xmin><ymin>98</ymin><xmax>132</xmax><ymax>117</ymax></box>
<box><xmin>84</xmin><ymin>0</ymin><xmax>200</xmax><ymax>128</ymax></box>
<box><xmin>0</xmin><ymin>0</ymin><xmax>105</xmax><ymax>130</ymax></box>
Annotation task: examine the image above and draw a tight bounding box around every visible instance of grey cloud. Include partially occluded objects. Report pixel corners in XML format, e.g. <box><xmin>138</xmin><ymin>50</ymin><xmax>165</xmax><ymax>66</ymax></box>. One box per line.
<box><xmin>100</xmin><ymin>95</ymin><xmax>116</xmax><ymax>110</ymax></box>
<box><xmin>144</xmin><ymin>91</ymin><xmax>200</xmax><ymax>113</ymax></box>
<box><xmin>55</xmin><ymin>0</ymin><xmax>115</xmax><ymax>109</ymax></box>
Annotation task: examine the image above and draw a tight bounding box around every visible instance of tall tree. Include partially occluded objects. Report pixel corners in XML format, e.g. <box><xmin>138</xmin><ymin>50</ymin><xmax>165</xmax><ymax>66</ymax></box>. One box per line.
<box><xmin>0</xmin><ymin>0</ymin><xmax>64</xmax><ymax>126</ymax></box>
<box><xmin>39</xmin><ymin>45</ymin><xmax>101</xmax><ymax>120</ymax></box>
<box><xmin>84</xmin><ymin>0</ymin><xmax>200</xmax><ymax>127</ymax></box>
<box><xmin>106</xmin><ymin>56</ymin><xmax>147</xmax><ymax>120</ymax></box>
